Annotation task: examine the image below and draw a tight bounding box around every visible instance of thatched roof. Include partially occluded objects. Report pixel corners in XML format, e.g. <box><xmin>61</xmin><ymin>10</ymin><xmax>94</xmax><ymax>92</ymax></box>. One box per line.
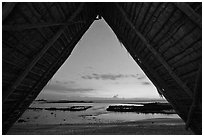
<box><xmin>2</xmin><ymin>2</ymin><xmax>202</xmax><ymax>134</ymax></box>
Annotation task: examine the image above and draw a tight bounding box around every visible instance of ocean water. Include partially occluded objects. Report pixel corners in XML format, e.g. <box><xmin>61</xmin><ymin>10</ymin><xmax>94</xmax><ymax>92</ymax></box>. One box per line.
<box><xmin>14</xmin><ymin>101</ymin><xmax>180</xmax><ymax>125</ymax></box>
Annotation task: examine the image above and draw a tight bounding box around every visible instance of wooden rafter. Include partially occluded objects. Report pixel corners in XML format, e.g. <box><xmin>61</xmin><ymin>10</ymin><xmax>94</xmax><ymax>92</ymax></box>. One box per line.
<box><xmin>102</xmin><ymin>6</ymin><xmax>203</xmax><ymax>133</ymax></box>
<box><xmin>2</xmin><ymin>2</ymin><xmax>17</xmax><ymax>21</ymax></box>
<box><xmin>2</xmin><ymin>21</ymin><xmax>86</xmax><ymax>31</ymax></box>
<box><xmin>102</xmin><ymin>13</ymin><xmax>185</xmax><ymax>123</ymax></box>
<box><xmin>115</xmin><ymin>3</ymin><xmax>193</xmax><ymax>98</ymax></box>
<box><xmin>3</xmin><ymin>3</ymin><xmax>85</xmax><ymax>103</ymax></box>
<box><xmin>174</xmin><ymin>2</ymin><xmax>201</xmax><ymax>28</ymax></box>
<box><xmin>3</xmin><ymin>19</ymin><xmax>94</xmax><ymax>134</ymax></box>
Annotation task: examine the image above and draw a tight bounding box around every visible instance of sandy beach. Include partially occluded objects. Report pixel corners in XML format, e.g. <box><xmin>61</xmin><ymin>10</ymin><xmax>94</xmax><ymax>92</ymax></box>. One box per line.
<box><xmin>7</xmin><ymin>118</ymin><xmax>193</xmax><ymax>135</ymax></box>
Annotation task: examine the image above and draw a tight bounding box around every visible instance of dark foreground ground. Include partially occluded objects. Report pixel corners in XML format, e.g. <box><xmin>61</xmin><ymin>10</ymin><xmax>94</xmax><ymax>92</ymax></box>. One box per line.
<box><xmin>7</xmin><ymin>118</ymin><xmax>193</xmax><ymax>135</ymax></box>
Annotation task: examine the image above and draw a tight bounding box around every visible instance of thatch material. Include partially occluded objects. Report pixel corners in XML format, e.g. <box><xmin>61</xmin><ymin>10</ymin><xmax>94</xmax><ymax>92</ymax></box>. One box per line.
<box><xmin>2</xmin><ymin>2</ymin><xmax>202</xmax><ymax>134</ymax></box>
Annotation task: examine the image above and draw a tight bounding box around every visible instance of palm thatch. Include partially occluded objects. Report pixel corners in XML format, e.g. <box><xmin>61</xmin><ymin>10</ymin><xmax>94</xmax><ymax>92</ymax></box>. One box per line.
<box><xmin>2</xmin><ymin>2</ymin><xmax>202</xmax><ymax>134</ymax></box>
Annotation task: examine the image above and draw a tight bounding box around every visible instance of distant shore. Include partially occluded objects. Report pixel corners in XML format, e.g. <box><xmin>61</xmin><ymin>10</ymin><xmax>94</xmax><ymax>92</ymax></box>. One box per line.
<box><xmin>35</xmin><ymin>99</ymin><xmax>93</xmax><ymax>103</ymax></box>
<box><xmin>7</xmin><ymin>118</ymin><xmax>193</xmax><ymax>135</ymax></box>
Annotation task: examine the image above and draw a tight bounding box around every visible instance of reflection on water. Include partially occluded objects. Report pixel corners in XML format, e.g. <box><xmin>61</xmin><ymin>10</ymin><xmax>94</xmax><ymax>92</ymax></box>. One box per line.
<box><xmin>109</xmin><ymin>103</ymin><xmax>143</xmax><ymax>106</ymax></box>
<box><xmin>15</xmin><ymin>101</ymin><xmax>180</xmax><ymax>125</ymax></box>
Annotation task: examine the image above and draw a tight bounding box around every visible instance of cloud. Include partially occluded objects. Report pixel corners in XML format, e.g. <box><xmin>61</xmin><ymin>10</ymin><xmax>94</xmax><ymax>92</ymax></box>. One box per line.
<box><xmin>141</xmin><ymin>81</ymin><xmax>151</xmax><ymax>85</ymax></box>
<box><xmin>86</xmin><ymin>66</ymin><xmax>94</xmax><ymax>69</ymax></box>
<box><xmin>44</xmin><ymin>80</ymin><xmax>94</xmax><ymax>93</ymax></box>
<box><xmin>137</xmin><ymin>75</ymin><xmax>146</xmax><ymax>80</ymax></box>
<box><xmin>112</xmin><ymin>94</ymin><xmax>119</xmax><ymax>98</ymax></box>
<box><xmin>44</xmin><ymin>83</ymin><xmax>94</xmax><ymax>93</ymax></box>
<box><xmin>44</xmin><ymin>84</ymin><xmax>68</xmax><ymax>92</ymax></box>
<box><xmin>53</xmin><ymin>80</ymin><xmax>76</xmax><ymax>85</ymax></box>
<box><xmin>81</xmin><ymin>73</ymin><xmax>141</xmax><ymax>80</ymax></box>
<box><xmin>66</xmin><ymin>88</ymin><xmax>94</xmax><ymax>92</ymax></box>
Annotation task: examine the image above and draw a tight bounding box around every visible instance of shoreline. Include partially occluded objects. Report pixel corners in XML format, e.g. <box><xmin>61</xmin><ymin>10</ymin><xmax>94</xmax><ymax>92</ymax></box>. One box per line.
<box><xmin>7</xmin><ymin>118</ymin><xmax>193</xmax><ymax>135</ymax></box>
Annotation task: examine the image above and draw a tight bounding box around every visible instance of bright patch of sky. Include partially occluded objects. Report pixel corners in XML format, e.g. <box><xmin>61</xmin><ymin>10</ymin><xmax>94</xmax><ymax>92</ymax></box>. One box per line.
<box><xmin>37</xmin><ymin>19</ymin><xmax>161</xmax><ymax>100</ymax></box>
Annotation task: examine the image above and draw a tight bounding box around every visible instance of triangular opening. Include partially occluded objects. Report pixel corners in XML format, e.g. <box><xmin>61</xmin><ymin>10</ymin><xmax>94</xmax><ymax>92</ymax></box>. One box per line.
<box><xmin>9</xmin><ymin>18</ymin><xmax>181</xmax><ymax>133</ymax></box>
<box><xmin>4</xmin><ymin>2</ymin><xmax>201</xmax><ymax>135</ymax></box>
<box><xmin>37</xmin><ymin>18</ymin><xmax>162</xmax><ymax>100</ymax></box>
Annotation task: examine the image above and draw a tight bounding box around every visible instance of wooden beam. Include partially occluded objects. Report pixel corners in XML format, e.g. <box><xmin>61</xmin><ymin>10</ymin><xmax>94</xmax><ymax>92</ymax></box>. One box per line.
<box><xmin>3</xmin><ymin>19</ymin><xmax>94</xmax><ymax>134</ymax></box>
<box><xmin>102</xmin><ymin>13</ymin><xmax>186</xmax><ymax>122</ymax></box>
<box><xmin>3</xmin><ymin>3</ymin><xmax>85</xmax><ymax>103</ymax></box>
<box><xmin>174</xmin><ymin>2</ymin><xmax>201</xmax><ymax>28</ymax></box>
<box><xmin>185</xmin><ymin>65</ymin><xmax>202</xmax><ymax>130</ymax></box>
<box><xmin>2</xmin><ymin>21</ymin><xmax>86</xmax><ymax>31</ymax></box>
<box><xmin>115</xmin><ymin>3</ymin><xmax>193</xmax><ymax>98</ymax></box>
<box><xmin>2</xmin><ymin>2</ymin><xmax>17</xmax><ymax>21</ymax></box>
<box><xmin>102</xmin><ymin>8</ymin><xmax>203</xmax><ymax>133</ymax></box>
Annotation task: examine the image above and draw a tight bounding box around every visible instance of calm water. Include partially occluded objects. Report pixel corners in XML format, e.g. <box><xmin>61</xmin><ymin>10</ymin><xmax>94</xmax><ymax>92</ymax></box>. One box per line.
<box><xmin>15</xmin><ymin>101</ymin><xmax>180</xmax><ymax>125</ymax></box>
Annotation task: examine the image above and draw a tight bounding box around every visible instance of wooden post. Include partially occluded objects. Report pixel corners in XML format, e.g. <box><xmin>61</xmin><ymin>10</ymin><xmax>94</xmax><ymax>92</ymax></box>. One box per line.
<box><xmin>2</xmin><ymin>2</ymin><xmax>16</xmax><ymax>21</ymax></box>
<box><xmin>3</xmin><ymin>3</ymin><xmax>85</xmax><ymax>103</ymax></box>
<box><xmin>174</xmin><ymin>2</ymin><xmax>201</xmax><ymax>28</ymax></box>
<box><xmin>185</xmin><ymin>65</ymin><xmax>202</xmax><ymax>130</ymax></box>
<box><xmin>115</xmin><ymin>3</ymin><xmax>193</xmax><ymax>98</ymax></box>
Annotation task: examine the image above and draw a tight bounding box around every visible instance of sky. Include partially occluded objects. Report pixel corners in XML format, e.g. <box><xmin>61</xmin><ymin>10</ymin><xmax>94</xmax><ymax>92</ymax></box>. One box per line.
<box><xmin>37</xmin><ymin>19</ymin><xmax>161</xmax><ymax>100</ymax></box>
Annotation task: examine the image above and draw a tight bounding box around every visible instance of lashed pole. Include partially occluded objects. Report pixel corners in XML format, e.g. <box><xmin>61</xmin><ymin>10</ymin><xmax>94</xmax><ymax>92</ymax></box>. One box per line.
<box><xmin>185</xmin><ymin>65</ymin><xmax>202</xmax><ymax>130</ymax></box>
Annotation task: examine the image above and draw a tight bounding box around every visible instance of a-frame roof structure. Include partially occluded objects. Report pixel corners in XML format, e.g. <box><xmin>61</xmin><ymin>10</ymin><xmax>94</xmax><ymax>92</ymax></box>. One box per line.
<box><xmin>2</xmin><ymin>2</ymin><xmax>202</xmax><ymax>134</ymax></box>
